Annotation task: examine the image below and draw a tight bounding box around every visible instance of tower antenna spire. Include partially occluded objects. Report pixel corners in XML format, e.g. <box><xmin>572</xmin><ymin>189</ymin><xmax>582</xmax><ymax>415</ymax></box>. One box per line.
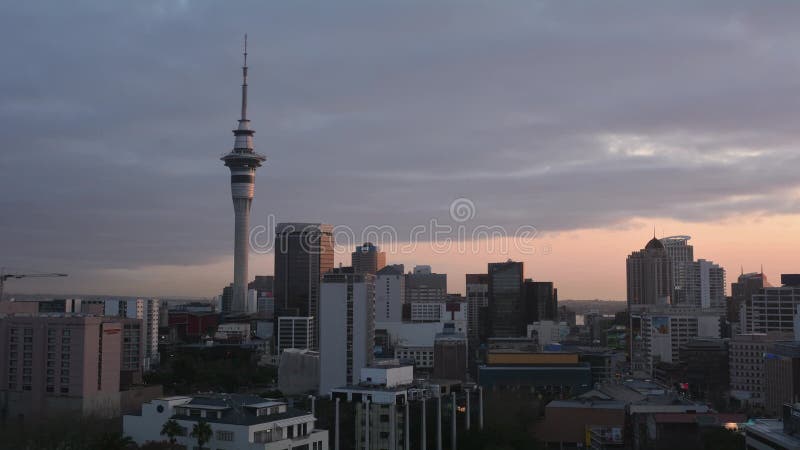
<box><xmin>241</xmin><ymin>33</ymin><xmax>248</xmax><ymax>121</ymax></box>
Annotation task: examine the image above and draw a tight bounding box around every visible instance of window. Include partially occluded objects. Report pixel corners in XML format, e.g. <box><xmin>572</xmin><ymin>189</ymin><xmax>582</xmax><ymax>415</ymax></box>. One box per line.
<box><xmin>215</xmin><ymin>430</ymin><xmax>234</xmax><ymax>442</ymax></box>
<box><xmin>62</xmin><ymin>329</ymin><xmax>71</xmax><ymax>337</ymax></box>
<box><xmin>60</xmin><ymin>387</ymin><xmax>69</xmax><ymax>394</ymax></box>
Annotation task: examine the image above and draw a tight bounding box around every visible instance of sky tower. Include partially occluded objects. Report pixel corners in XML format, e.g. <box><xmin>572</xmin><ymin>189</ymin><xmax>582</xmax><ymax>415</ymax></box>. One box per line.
<box><xmin>221</xmin><ymin>35</ymin><xmax>266</xmax><ymax>314</ymax></box>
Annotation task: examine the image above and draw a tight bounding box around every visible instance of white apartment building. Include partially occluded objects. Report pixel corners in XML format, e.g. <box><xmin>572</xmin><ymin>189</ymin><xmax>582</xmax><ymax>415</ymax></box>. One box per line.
<box><xmin>319</xmin><ymin>270</ymin><xmax>375</xmax><ymax>396</ymax></box>
<box><xmin>684</xmin><ymin>259</ymin><xmax>726</xmax><ymax>309</ymax></box>
<box><xmin>124</xmin><ymin>395</ymin><xmax>328</xmax><ymax>450</ymax></box>
<box><xmin>104</xmin><ymin>298</ymin><xmax>160</xmax><ymax>370</ymax></box>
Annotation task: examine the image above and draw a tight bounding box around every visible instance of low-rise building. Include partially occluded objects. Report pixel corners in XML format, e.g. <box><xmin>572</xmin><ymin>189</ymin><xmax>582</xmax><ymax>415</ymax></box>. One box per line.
<box><xmin>124</xmin><ymin>394</ymin><xmax>327</xmax><ymax>450</ymax></box>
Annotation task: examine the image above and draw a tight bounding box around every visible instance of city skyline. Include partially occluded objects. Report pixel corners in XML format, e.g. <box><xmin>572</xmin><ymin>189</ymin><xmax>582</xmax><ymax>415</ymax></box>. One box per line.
<box><xmin>3</xmin><ymin>2</ymin><xmax>800</xmax><ymax>299</ymax></box>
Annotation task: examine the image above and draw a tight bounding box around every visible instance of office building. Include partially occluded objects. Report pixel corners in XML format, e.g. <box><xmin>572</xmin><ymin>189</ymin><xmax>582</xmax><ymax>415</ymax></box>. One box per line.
<box><xmin>220</xmin><ymin>283</ymin><xmax>234</xmax><ymax>315</ymax></box>
<box><xmin>523</xmin><ymin>279</ymin><xmax>558</xmax><ymax>323</ymax></box>
<box><xmin>683</xmin><ymin>259</ymin><xmax>726</xmax><ymax>309</ymax></box>
<box><xmin>679</xmin><ymin>338</ymin><xmax>729</xmax><ymax>401</ymax></box>
<box><xmin>220</xmin><ymin>42</ymin><xmax>267</xmax><ymax>314</ymax></box>
<box><xmin>744</xmin><ymin>404</ymin><xmax>800</xmax><ymax>449</ymax></box>
<box><xmin>0</xmin><ymin>315</ymin><xmax>127</xmax><ymax>418</ymax></box>
<box><xmin>124</xmin><ymin>394</ymin><xmax>327</xmax><ymax>450</ymax></box>
<box><xmin>405</xmin><ymin>266</ymin><xmax>447</xmax><ymax>302</ymax></box>
<box><xmin>659</xmin><ymin>236</ymin><xmax>694</xmax><ymax>304</ymax></box>
<box><xmin>274</xmin><ymin>222</ymin><xmax>334</xmax><ymax>347</ymax></box>
<box><xmin>351</xmin><ymin>242</ymin><xmax>386</xmax><ymax>275</ymax></box>
<box><xmin>629</xmin><ymin>306</ymin><xmax>722</xmax><ymax>377</ymax></box>
<box><xmin>729</xmin><ymin>331</ymin><xmax>792</xmax><ymax>407</ymax></box>
<box><xmin>375</xmin><ymin>265</ymin><xmax>405</xmax><ymax>323</ymax></box>
<box><xmin>729</xmin><ymin>271</ymin><xmax>768</xmax><ymax>324</ymax></box>
<box><xmin>487</xmin><ymin>260</ymin><xmax>524</xmax><ymax>337</ymax></box>
<box><xmin>104</xmin><ymin>298</ymin><xmax>160</xmax><ymax>369</ymax></box>
<box><xmin>433</xmin><ymin>331</ymin><xmax>468</xmax><ymax>381</ymax></box>
<box><xmin>765</xmin><ymin>341</ymin><xmax>800</xmax><ymax>416</ymax></box>
<box><xmin>318</xmin><ymin>268</ymin><xmax>375</xmax><ymax>396</ymax></box>
<box><xmin>626</xmin><ymin>236</ymin><xmax>672</xmax><ymax>307</ymax></box>
<box><xmin>277</xmin><ymin>316</ymin><xmax>314</xmax><ymax>354</ymax></box>
<box><xmin>742</xmin><ymin>275</ymin><xmax>800</xmax><ymax>335</ymax></box>
<box><xmin>466</xmin><ymin>273</ymin><xmax>489</xmax><ymax>345</ymax></box>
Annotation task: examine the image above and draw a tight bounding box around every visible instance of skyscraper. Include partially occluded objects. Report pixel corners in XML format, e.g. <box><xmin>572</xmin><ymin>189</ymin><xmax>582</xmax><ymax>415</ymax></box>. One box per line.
<box><xmin>660</xmin><ymin>235</ymin><xmax>693</xmax><ymax>304</ymax></box>
<box><xmin>466</xmin><ymin>273</ymin><xmax>489</xmax><ymax>344</ymax></box>
<box><xmin>523</xmin><ymin>280</ymin><xmax>558</xmax><ymax>323</ymax></box>
<box><xmin>274</xmin><ymin>222</ymin><xmax>334</xmax><ymax>345</ymax></box>
<box><xmin>487</xmin><ymin>260</ymin><xmax>524</xmax><ymax>337</ymax></box>
<box><xmin>220</xmin><ymin>36</ymin><xmax>266</xmax><ymax>314</ymax></box>
<box><xmin>351</xmin><ymin>242</ymin><xmax>386</xmax><ymax>275</ymax></box>
<box><xmin>626</xmin><ymin>236</ymin><xmax>672</xmax><ymax>307</ymax></box>
<box><xmin>730</xmin><ymin>271</ymin><xmax>768</xmax><ymax>324</ymax></box>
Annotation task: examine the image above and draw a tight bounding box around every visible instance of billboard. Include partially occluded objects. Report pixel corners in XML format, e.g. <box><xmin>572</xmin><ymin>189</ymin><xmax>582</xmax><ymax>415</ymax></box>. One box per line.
<box><xmin>652</xmin><ymin>316</ymin><xmax>670</xmax><ymax>335</ymax></box>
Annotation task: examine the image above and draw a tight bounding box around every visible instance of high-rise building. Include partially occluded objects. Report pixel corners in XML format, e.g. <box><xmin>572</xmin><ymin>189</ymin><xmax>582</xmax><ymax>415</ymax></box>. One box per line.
<box><xmin>729</xmin><ymin>331</ymin><xmax>793</xmax><ymax>407</ymax></box>
<box><xmin>626</xmin><ymin>236</ymin><xmax>673</xmax><ymax>307</ymax></box>
<box><xmin>522</xmin><ymin>280</ymin><xmax>558</xmax><ymax>324</ymax></box>
<box><xmin>433</xmin><ymin>331</ymin><xmax>468</xmax><ymax>381</ymax></box>
<box><xmin>683</xmin><ymin>259</ymin><xmax>726</xmax><ymax>309</ymax></box>
<box><xmin>0</xmin><ymin>315</ymin><xmax>129</xmax><ymax>418</ymax></box>
<box><xmin>730</xmin><ymin>271</ymin><xmax>768</xmax><ymax>324</ymax></box>
<box><xmin>660</xmin><ymin>236</ymin><xmax>694</xmax><ymax>304</ymax></box>
<box><xmin>318</xmin><ymin>268</ymin><xmax>375</xmax><ymax>395</ymax></box>
<box><xmin>277</xmin><ymin>316</ymin><xmax>314</xmax><ymax>354</ymax></box>
<box><xmin>405</xmin><ymin>266</ymin><xmax>447</xmax><ymax>302</ymax></box>
<box><xmin>487</xmin><ymin>260</ymin><xmax>524</xmax><ymax>338</ymax></box>
<box><xmin>220</xmin><ymin>283</ymin><xmax>234</xmax><ymax>314</ymax></box>
<box><xmin>679</xmin><ymin>338</ymin><xmax>729</xmax><ymax>401</ymax></box>
<box><xmin>351</xmin><ymin>242</ymin><xmax>386</xmax><ymax>275</ymax></box>
<box><xmin>220</xmin><ymin>38</ymin><xmax>267</xmax><ymax>314</ymax></box>
<box><xmin>104</xmin><ymin>298</ymin><xmax>160</xmax><ymax>369</ymax></box>
<box><xmin>375</xmin><ymin>264</ymin><xmax>405</xmax><ymax>323</ymax></box>
<box><xmin>274</xmin><ymin>222</ymin><xmax>334</xmax><ymax>345</ymax></box>
<box><xmin>466</xmin><ymin>273</ymin><xmax>489</xmax><ymax>345</ymax></box>
<box><xmin>741</xmin><ymin>275</ymin><xmax>800</xmax><ymax>335</ymax></box>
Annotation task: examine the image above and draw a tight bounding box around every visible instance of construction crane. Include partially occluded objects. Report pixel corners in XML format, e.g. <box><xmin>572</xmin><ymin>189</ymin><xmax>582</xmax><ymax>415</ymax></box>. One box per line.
<box><xmin>0</xmin><ymin>268</ymin><xmax>68</xmax><ymax>301</ymax></box>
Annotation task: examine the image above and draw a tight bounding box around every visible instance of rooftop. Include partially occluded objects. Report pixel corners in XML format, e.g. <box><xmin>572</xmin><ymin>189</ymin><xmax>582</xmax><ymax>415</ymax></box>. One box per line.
<box><xmin>172</xmin><ymin>394</ymin><xmax>310</xmax><ymax>427</ymax></box>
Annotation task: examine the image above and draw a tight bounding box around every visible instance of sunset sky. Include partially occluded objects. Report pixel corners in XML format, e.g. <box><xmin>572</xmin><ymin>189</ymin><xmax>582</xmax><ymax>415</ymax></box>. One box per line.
<box><xmin>2</xmin><ymin>1</ymin><xmax>800</xmax><ymax>299</ymax></box>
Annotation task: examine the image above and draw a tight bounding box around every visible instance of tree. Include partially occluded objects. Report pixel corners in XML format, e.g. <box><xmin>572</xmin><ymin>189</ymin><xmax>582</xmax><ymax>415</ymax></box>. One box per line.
<box><xmin>190</xmin><ymin>420</ymin><xmax>213</xmax><ymax>450</ymax></box>
<box><xmin>90</xmin><ymin>431</ymin><xmax>135</xmax><ymax>450</ymax></box>
<box><xmin>160</xmin><ymin>419</ymin><xmax>183</xmax><ymax>447</ymax></box>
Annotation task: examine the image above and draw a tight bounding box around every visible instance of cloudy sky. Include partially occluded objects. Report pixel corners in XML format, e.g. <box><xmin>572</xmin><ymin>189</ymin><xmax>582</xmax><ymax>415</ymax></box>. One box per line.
<box><xmin>2</xmin><ymin>1</ymin><xmax>800</xmax><ymax>299</ymax></box>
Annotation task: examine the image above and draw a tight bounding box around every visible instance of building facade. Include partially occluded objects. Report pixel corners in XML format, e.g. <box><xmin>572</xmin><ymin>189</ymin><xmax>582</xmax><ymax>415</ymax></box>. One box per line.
<box><xmin>729</xmin><ymin>331</ymin><xmax>793</xmax><ymax>407</ymax></box>
<box><xmin>743</xmin><ymin>283</ymin><xmax>800</xmax><ymax>335</ymax></box>
<box><xmin>487</xmin><ymin>261</ymin><xmax>524</xmax><ymax>338</ymax></box>
<box><xmin>764</xmin><ymin>341</ymin><xmax>800</xmax><ymax>416</ymax></box>
<box><xmin>466</xmin><ymin>273</ymin><xmax>489</xmax><ymax>345</ymax></box>
<box><xmin>375</xmin><ymin>265</ymin><xmax>405</xmax><ymax>323</ymax></box>
<box><xmin>405</xmin><ymin>266</ymin><xmax>447</xmax><ymax>302</ymax></box>
<box><xmin>351</xmin><ymin>242</ymin><xmax>386</xmax><ymax>275</ymax></box>
<box><xmin>104</xmin><ymin>298</ymin><xmax>160</xmax><ymax>369</ymax></box>
<box><xmin>277</xmin><ymin>316</ymin><xmax>314</xmax><ymax>354</ymax></box>
<box><xmin>659</xmin><ymin>236</ymin><xmax>694</xmax><ymax>305</ymax></box>
<box><xmin>318</xmin><ymin>269</ymin><xmax>375</xmax><ymax>395</ymax></box>
<box><xmin>627</xmin><ymin>237</ymin><xmax>673</xmax><ymax>307</ymax></box>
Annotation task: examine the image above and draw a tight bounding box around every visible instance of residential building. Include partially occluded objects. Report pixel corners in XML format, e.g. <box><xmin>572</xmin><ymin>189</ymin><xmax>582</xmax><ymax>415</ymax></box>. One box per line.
<box><xmin>375</xmin><ymin>265</ymin><xmax>405</xmax><ymax>323</ymax></box>
<box><xmin>729</xmin><ymin>331</ymin><xmax>792</xmax><ymax>407</ymax></box>
<box><xmin>277</xmin><ymin>316</ymin><xmax>314</xmax><ymax>354</ymax></box>
<box><xmin>487</xmin><ymin>260</ymin><xmax>524</xmax><ymax>337</ymax></box>
<box><xmin>331</xmin><ymin>365</ymin><xmax>417</xmax><ymax>450</ymax></box>
<box><xmin>466</xmin><ymin>273</ymin><xmax>489</xmax><ymax>344</ymax></box>
<box><xmin>351</xmin><ymin>242</ymin><xmax>386</xmax><ymax>275</ymax></box>
<box><xmin>627</xmin><ymin>237</ymin><xmax>672</xmax><ymax>307</ymax></box>
<box><xmin>274</xmin><ymin>222</ymin><xmax>334</xmax><ymax>345</ymax></box>
<box><xmin>0</xmin><ymin>315</ymin><xmax>125</xmax><ymax>418</ymax></box>
<box><xmin>765</xmin><ymin>341</ymin><xmax>800</xmax><ymax>416</ymax></box>
<box><xmin>104</xmin><ymin>298</ymin><xmax>160</xmax><ymax>369</ymax></box>
<box><xmin>659</xmin><ymin>235</ymin><xmax>693</xmax><ymax>305</ymax></box>
<box><xmin>683</xmin><ymin>259</ymin><xmax>726</xmax><ymax>309</ymax></box>
<box><xmin>124</xmin><ymin>394</ymin><xmax>328</xmax><ymax>450</ymax></box>
<box><xmin>318</xmin><ymin>268</ymin><xmax>375</xmax><ymax>396</ymax></box>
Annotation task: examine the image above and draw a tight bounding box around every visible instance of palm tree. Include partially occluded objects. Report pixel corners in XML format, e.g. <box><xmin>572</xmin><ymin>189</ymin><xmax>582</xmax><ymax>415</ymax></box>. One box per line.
<box><xmin>190</xmin><ymin>420</ymin><xmax>213</xmax><ymax>450</ymax></box>
<box><xmin>90</xmin><ymin>431</ymin><xmax>135</xmax><ymax>450</ymax></box>
<box><xmin>160</xmin><ymin>419</ymin><xmax>183</xmax><ymax>448</ymax></box>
